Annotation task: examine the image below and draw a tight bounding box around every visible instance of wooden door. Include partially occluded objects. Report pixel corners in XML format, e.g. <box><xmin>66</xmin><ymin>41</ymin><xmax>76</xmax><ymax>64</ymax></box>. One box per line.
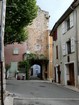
<box><xmin>69</xmin><ymin>63</ymin><xmax>75</xmax><ymax>86</ymax></box>
<box><xmin>58</xmin><ymin>65</ymin><xmax>61</xmax><ymax>83</ymax></box>
<box><xmin>54</xmin><ymin>67</ymin><xmax>56</xmax><ymax>82</ymax></box>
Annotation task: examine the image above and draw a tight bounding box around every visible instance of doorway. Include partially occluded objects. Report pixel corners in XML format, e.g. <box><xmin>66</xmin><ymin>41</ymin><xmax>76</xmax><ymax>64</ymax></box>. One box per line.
<box><xmin>54</xmin><ymin>65</ymin><xmax>61</xmax><ymax>83</ymax></box>
<box><xmin>30</xmin><ymin>64</ymin><xmax>41</xmax><ymax>80</ymax></box>
<box><xmin>65</xmin><ymin>63</ymin><xmax>75</xmax><ymax>86</ymax></box>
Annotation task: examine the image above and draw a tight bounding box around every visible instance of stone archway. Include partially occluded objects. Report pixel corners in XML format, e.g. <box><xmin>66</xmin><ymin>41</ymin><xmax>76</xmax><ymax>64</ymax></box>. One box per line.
<box><xmin>29</xmin><ymin>64</ymin><xmax>42</xmax><ymax>80</ymax></box>
<box><xmin>30</xmin><ymin>59</ymin><xmax>48</xmax><ymax>80</ymax></box>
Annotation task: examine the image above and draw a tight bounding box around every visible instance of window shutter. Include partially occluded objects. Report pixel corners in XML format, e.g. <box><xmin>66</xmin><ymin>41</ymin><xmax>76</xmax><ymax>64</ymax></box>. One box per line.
<box><xmin>62</xmin><ymin>22</ymin><xmax>66</xmax><ymax>34</ymax></box>
<box><xmin>56</xmin><ymin>45</ymin><xmax>58</xmax><ymax>59</ymax></box>
<box><xmin>70</xmin><ymin>13</ymin><xmax>74</xmax><ymax>28</ymax></box>
<box><xmin>62</xmin><ymin>43</ymin><xmax>66</xmax><ymax>56</ymax></box>
<box><xmin>65</xmin><ymin>43</ymin><xmax>67</xmax><ymax>55</ymax></box>
<box><xmin>71</xmin><ymin>37</ymin><xmax>75</xmax><ymax>52</ymax></box>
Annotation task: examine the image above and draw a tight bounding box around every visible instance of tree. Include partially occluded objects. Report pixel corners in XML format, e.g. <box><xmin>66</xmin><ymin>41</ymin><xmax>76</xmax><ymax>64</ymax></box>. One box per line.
<box><xmin>5</xmin><ymin>0</ymin><xmax>38</xmax><ymax>45</ymax></box>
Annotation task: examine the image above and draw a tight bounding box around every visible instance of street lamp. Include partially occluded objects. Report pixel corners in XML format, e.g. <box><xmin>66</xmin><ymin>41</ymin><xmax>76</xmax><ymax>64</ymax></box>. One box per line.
<box><xmin>0</xmin><ymin>0</ymin><xmax>6</xmax><ymax>105</ymax></box>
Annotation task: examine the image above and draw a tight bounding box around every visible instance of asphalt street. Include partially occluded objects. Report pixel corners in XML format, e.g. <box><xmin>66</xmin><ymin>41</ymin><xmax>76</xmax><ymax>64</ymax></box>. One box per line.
<box><xmin>6</xmin><ymin>80</ymin><xmax>79</xmax><ymax>105</ymax></box>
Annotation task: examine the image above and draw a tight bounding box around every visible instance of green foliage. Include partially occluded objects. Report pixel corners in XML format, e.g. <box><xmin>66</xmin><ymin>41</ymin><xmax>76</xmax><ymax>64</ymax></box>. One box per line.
<box><xmin>27</xmin><ymin>53</ymin><xmax>37</xmax><ymax>60</ymax></box>
<box><xmin>18</xmin><ymin>53</ymin><xmax>48</xmax><ymax>80</ymax></box>
<box><xmin>5</xmin><ymin>0</ymin><xmax>38</xmax><ymax>45</ymax></box>
<box><xmin>19</xmin><ymin>60</ymin><xmax>30</xmax><ymax>80</ymax></box>
<box><xmin>25</xmin><ymin>60</ymin><xmax>30</xmax><ymax>80</ymax></box>
<box><xmin>19</xmin><ymin>61</ymin><xmax>26</xmax><ymax>68</ymax></box>
<box><xmin>27</xmin><ymin>53</ymin><xmax>48</xmax><ymax>60</ymax></box>
<box><xmin>39</xmin><ymin>54</ymin><xmax>48</xmax><ymax>60</ymax></box>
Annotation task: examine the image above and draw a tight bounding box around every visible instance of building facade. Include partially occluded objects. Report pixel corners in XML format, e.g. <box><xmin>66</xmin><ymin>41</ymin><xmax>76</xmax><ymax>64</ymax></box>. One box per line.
<box><xmin>4</xmin><ymin>7</ymin><xmax>53</xmax><ymax>80</ymax></box>
<box><xmin>50</xmin><ymin>0</ymin><xmax>79</xmax><ymax>88</ymax></box>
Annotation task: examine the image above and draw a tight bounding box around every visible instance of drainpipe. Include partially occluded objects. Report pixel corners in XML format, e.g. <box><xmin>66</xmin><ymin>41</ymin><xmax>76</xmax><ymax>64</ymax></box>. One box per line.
<box><xmin>0</xmin><ymin>1</ymin><xmax>4</xmax><ymax>105</ymax></box>
<box><xmin>0</xmin><ymin>0</ymin><xmax>6</xmax><ymax>105</ymax></box>
<box><xmin>48</xmin><ymin>31</ymin><xmax>50</xmax><ymax>80</ymax></box>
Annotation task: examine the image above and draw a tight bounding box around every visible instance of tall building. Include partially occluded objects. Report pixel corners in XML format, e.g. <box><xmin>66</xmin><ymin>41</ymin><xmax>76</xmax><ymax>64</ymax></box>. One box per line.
<box><xmin>50</xmin><ymin>0</ymin><xmax>79</xmax><ymax>88</ymax></box>
<box><xmin>4</xmin><ymin>7</ymin><xmax>53</xmax><ymax>81</ymax></box>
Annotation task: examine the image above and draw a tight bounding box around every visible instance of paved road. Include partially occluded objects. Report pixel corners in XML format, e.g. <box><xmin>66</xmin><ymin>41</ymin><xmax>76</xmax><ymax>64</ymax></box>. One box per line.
<box><xmin>14</xmin><ymin>98</ymin><xmax>79</xmax><ymax>105</ymax></box>
<box><xmin>6</xmin><ymin>80</ymin><xmax>79</xmax><ymax>105</ymax></box>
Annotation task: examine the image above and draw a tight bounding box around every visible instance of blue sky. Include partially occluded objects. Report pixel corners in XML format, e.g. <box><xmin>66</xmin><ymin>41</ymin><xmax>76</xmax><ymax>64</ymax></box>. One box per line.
<box><xmin>36</xmin><ymin>0</ymin><xmax>74</xmax><ymax>29</ymax></box>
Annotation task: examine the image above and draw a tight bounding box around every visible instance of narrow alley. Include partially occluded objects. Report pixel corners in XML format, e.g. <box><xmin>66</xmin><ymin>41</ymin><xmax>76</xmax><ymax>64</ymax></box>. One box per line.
<box><xmin>6</xmin><ymin>80</ymin><xmax>79</xmax><ymax>105</ymax></box>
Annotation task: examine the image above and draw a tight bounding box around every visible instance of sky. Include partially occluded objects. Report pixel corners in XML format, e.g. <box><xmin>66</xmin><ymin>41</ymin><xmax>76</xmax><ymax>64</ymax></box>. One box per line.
<box><xmin>36</xmin><ymin>0</ymin><xmax>74</xmax><ymax>29</ymax></box>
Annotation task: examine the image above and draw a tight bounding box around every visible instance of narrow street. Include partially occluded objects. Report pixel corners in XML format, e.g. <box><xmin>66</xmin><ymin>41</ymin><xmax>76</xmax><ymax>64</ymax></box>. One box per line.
<box><xmin>6</xmin><ymin>80</ymin><xmax>79</xmax><ymax>105</ymax></box>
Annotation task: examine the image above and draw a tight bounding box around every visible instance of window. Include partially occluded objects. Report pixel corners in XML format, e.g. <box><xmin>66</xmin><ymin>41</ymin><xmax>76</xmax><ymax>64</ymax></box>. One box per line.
<box><xmin>53</xmin><ymin>29</ymin><xmax>57</xmax><ymax>41</ymax></box>
<box><xmin>66</xmin><ymin>40</ymin><xmax>71</xmax><ymax>54</ymax></box>
<box><xmin>56</xmin><ymin>45</ymin><xmax>58</xmax><ymax>59</ymax></box>
<box><xmin>71</xmin><ymin>37</ymin><xmax>75</xmax><ymax>53</ymax></box>
<box><xmin>66</xmin><ymin>17</ymin><xmax>70</xmax><ymax>30</ymax></box>
<box><xmin>62</xmin><ymin>37</ymin><xmax>75</xmax><ymax>56</ymax></box>
<box><xmin>13</xmin><ymin>48</ymin><xmax>19</xmax><ymax>55</ymax></box>
<box><xmin>62</xmin><ymin>13</ymin><xmax>74</xmax><ymax>34</ymax></box>
<box><xmin>35</xmin><ymin>44</ymin><xmax>41</xmax><ymax>51</ymax></box>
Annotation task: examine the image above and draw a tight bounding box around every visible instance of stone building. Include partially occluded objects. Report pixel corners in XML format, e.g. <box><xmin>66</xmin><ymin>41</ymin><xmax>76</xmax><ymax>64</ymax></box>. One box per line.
<box><xmin>50</xmin><ymin>0</ymin><xmax>79</xmax><ymax>88</ymax></box>
<box><xmin>4</xmin><ymin>7</ymin><xmax>53</xmax><ymax>81</ymax></box>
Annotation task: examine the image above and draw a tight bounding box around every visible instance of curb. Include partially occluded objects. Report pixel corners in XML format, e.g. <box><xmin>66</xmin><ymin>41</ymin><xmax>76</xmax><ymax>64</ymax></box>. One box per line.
<box><xmin>53</xmin><ymin>82</ymin><xmax>79</xmax><ymax>93</ymax></box>
<box><xmin>4</xmin><ymin>91</ymin><xmax>16</xmax><ymax>105</ymax></box>
<box><xmin>64</xmin><ymin>86</ymin><xmax>79</xmax><ymax>92</ymax></box>
<box><xmin>4</xmin><ymin>96</ymin><xmax>13</xmax><ymax>105</ymax></box>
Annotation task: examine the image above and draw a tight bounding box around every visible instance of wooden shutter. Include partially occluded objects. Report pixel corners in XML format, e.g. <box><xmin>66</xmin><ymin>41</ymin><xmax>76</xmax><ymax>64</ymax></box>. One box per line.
<box><xmin>53</xmin><ymin>29</ymin><xmax>57</xmax><ymax>41</ymax></box>
<box><xmin>56</xmin><ymin>45</ymin><xmax>58</xmax><ymax>59</ymax></box>
<box><xmin>71</xmin><ymin>37</ymin><xmax>75</xmax><ymax>52</ymax></box>
<box><xmin>65</xmin><ymin>43</ymin><xmax>67</xmax><ymax>55</ymax></box>
<box><xmin>62</xmin><ymin>43</ymin><xmax>66</xmax><ymax>56</ymax></box>
<box><xmin>62</xmin><ymin>22</ymin><xmax>66</xmax><ymax>34</ymax></box>
<box><xmin>70</xmin><ymin>13</ymin><xmax>74</xmax><ymax>28</ymax></box>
